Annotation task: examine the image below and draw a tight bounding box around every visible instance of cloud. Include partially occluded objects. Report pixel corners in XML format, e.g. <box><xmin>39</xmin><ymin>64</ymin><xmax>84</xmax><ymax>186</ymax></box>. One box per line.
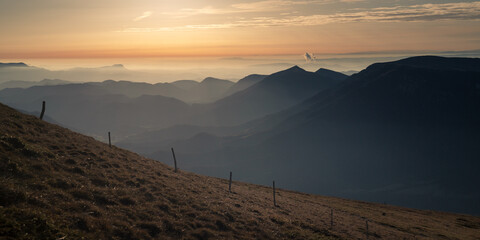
<box><xmin>133</xmin><ymin>11</ymin><xmax>152</xmax><ymax>21</ymax></box>
<box><xmin>162</xmin><ymin>0</ymin><xmax>351</xmax><ymax>17</ymax></box>
<box><xmin>122</xmin><ymin>2</ymin><xmax>480</xmax><ymax>32</ymax></box>
<box><xmin>231</xmin><ymin>0</ymin><xmax>317</xmax><ymax>11</ymax></box>
<box><xmin>162</xmin><ymin>6</ymin><xmax>229</xmax><ymax>18</ymax></box>
<box><xmin>304</xmin><ymin>52</ymin><xmax>316</xmax><ymax>62</ymax></box>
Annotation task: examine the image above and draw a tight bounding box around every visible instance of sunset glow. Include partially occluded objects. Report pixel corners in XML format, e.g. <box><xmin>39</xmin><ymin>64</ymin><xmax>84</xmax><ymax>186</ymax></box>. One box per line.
<box><xmin>1</xmin><ymin>0</ymin><xmax>480</xmax><ymax>59</ymax></box>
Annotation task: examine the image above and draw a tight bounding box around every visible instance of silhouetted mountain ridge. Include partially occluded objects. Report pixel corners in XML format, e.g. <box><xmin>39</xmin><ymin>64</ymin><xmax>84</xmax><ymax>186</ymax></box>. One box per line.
<box><xmin>192</xmin><ymin>66</ymin><xmax>345</xmax><ymax>126</ymax></box>
<box><xmin>152</xmin><ymin>56</ymin><xmax>480</xmax><ymax>215</ymax></box>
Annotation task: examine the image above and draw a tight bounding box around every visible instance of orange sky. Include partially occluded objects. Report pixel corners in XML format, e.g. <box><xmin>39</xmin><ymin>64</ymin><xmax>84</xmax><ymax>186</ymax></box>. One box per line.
<box><xmin>1</xmin><ymin>0</ymin><xmax>480</xmax><ymax>59</ymax></box>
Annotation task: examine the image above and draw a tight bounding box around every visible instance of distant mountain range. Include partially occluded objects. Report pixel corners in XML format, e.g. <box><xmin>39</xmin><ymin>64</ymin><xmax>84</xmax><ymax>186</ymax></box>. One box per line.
<box><xmin>0</xmin><ymin>62</ymin><xmax>137</xmax><ymax>82</ymax></box>
<box><xmin>0</xmin><ymin>65</ymin><xmax>345</xmax><ymax>140</ymax></box>
<box><xmin>222</xmin><ymin>74</ymin><xmax>267</xmax><ymax>96</ymax></box>
<box><xmin>1</xmin><ymin>56</ymin><xmax>479</xmax><ymax>215</ymax></box>
<box><xmin>125</xmin><ymin>56</ymin><xmax>480</xmax><ymax>215</ymax></box>
<box><xmin>172</xmin><ymin>77</ymin><xmax>235</xmax><ymax>103</ymax></box>
<box><xmin>188</xmin><ymin>66</ymin><xmax>346</xmax><ymax>126</ymax></box>
<box><xmin>0</xmin><ymin>78</ymin><xmax>70</xmax><ymax>90</ymax></box>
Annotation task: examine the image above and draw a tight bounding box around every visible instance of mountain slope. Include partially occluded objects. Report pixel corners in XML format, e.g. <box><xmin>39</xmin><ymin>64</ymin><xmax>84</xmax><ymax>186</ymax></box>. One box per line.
<box><xmin>192</xmin><ymin>77</ymin><xmax>235</xmax><ymax>103</ymax></box>
<box><xmin>315</xmin><ymin>68</ymin><xmax>348</xmax><ymax>81</ymax></box>
<box><xmin>1</xmin><ymin>103</ymin><xmax>479</xmax><ymax>239</ymax></box>
<box><xmin>223</xmin><ymin>74</ymin><xmax>267</xmax><ymax>97</ymax></box>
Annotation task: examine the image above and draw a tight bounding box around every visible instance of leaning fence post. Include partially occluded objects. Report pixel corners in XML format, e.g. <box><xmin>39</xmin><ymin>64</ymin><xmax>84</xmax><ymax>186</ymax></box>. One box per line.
<box><xmin>366</xmin><ymin>220</ymin><xmax>369</xmax><ymax>240</ymax></box>
<box><xmin>108</xmin><ymin>132</ymin><xmax>111</xmax><ymax>147</ymax></box>
<box><xmin>39</xmin><ymin>101</ymin><xmax>46</xmax><ymax>120</ymax></box>
<box><xmin>273</xmin><ymin>180</ymin><xmax>277</xmax><ymax>207</ymax></box>
<box><xmin>171</xmin><ymin>148</ymin><xmax>177</xmax><ymax>173</ymax></box>
<box><xmin>330</xmin><ymin>208</ymin><xmax>333</xmax><ymax>228</ymax></box>
<box><xmin>228</xmin><ymin>171</ymin><xmax>232</xmax><ymax>193</ymax></box>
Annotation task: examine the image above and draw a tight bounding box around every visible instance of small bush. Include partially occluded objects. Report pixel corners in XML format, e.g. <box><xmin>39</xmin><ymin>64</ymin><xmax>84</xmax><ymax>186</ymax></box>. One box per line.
<box><xmin>90</xmin><ymin>178</ymin><xmax>108</xmax><ymax>187</ymax></box>
<box><xmin>119</xmin><ymin>197</ymin><xmax>135</xmax><ymax>206</ymax></box>
<box><xmin>68</xmin><ymin>167</ymin><xmax>85</xmax><ymax>175</ymax></box>
<box><xmin>1</xmin><ymin>136</ymin><xmax>25</xmax><ymax>149</ymax></box>
<box><xmin>0</xmin><ymin>185</ymin><xmax>26</xmax><ymax>206</ymax></box>
<box><xmin>65</xmin><ymin>159</ymin><xmax>76</xmax><ymax>165</ymax></box>
<box><xmin>157</xmin><ymin>204</ymin><xmax>170</xmax><ymax>212</ymax></box>
<box><xmin>74</xmin><ymin>217</ymin><xmax>90</xmax><ymax>231</ymax></box>
<box><xmin>215</xmin><ymin>220</ymin><xmax>229</xmax><ymax>231</ymax></box>
<box><xmin>138</xmin><ymin>223</ymin><xmax>161</xmax><ymax>237</ymax></box>
<box><xmin>191</xmin><ymin>228</ymin><xmax>214</xmax><ymax>240</ymax></box>
<box><xmin>48</xmin><ymin>179</ymin><xmax>73</xmax><ymax>190</ymax></box>
<box><xmin>93</xmin><ymin>192</ymin><xmax>116</xmax><ymax>206</ymax></box>
<box><xmin>70</xmin><ymin>190</ymin><xmax>93</xmax><ymax>201</ymax></box>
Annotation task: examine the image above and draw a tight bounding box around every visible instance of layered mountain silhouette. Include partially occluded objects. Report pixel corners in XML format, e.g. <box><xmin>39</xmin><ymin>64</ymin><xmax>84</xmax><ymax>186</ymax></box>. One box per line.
<box><xmin>222</xmin><ymin>74</ymin><xmax>267</xmax><ymax>97</ymax></box>
<box><xmin>0</xmin><ymin>67</ymin><xmax>344</xmax><ymax>139</ymax></box>
<box><xmin>173</xmin><ymin>77</ymin><xmax>234</xmax><ymax>103</ymax></box>
<box><xmin>144</xmin><ymin>56</ymin><xmax>480</xmax><ymax>215</ymax></box>
<box><xmin>0</xmin><ymin>62</ymin><xmax>137</xmax><ymax>82</ymax></box>
<box><xmin>116</xmin><ymin>68</ymin><xmax>346</xmax><ymax>151</ymax></box>
<box><xmin>85</xmin><ymin>77</ymin><xmax>234</xmax><ymax>103</ymax></box>
<box><xmin>0</xmin><ymin>78</ymin><xmax>70</xmax><ymax>90</ymax></box>
<box><xmin>1</xmin><ymin>56</ymin><xmax>479</xmax><ymax>215</ymax></box>
<box><xmin>190</xmin><ymin>66</ymin><xmax>346</xmax><ymax>126</ymax></box>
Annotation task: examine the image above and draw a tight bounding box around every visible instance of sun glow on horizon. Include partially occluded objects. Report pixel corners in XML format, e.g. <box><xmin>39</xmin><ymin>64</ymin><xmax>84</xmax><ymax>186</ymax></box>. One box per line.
<box><xmin>0</xmin><ymin>0</ymin><xmax>479</xmax><ymax>59</ymax></box>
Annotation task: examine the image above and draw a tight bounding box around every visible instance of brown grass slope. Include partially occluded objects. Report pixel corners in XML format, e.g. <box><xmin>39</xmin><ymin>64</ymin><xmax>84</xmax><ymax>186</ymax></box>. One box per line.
<box><xmin>0</xmin><ymin>103</ymin><xmax>479</xmax><ymax>240</ymax></box>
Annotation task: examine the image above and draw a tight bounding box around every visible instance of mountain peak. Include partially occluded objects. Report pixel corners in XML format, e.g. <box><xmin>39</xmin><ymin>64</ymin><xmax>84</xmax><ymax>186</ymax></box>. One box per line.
<box><xmin>201</xmin><ymin>77</ymin><xmax>232</xmax><ymax>84</ymax></box>
<box><xmin>315</xmin><ymin>68</ymin><xmax>348</xmax><ymax>81</ymax></box>
<box><xmin>102</xmin><ymin>79</ymin><xmax>117</xmax><ymax>84</ymax></box>
<box><xmin>201</xmin><ymin>77</ymin><xmax>221</xmax><ymax>82</ymax></box>
<box><xmin>286</xmin><ymin>65</ymin><xmax>305</xmax><ymax>72</ymax></box>
<box><xmin>315</xmin><ymin>68</ymin><xmax>333</xmax><ymax>73</ymax></box>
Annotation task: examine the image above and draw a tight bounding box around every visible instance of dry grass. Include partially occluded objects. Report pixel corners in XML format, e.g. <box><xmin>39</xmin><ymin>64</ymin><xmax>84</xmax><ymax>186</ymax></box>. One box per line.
<box><xmin>0</xmin><ymin>103</ymin><xmax>479</xmax><ymax>239</ymax></box>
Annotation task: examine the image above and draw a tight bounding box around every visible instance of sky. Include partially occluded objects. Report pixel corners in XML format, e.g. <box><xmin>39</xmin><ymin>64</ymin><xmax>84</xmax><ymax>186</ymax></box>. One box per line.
<box><xmin>0</xmin><ymin>0</ymin><xmax>479</xmax><ymax>79</ymax></box>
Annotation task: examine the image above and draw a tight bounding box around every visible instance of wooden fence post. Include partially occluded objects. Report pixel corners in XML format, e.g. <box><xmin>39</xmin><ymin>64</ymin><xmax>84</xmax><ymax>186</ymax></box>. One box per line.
<box><xmin>171</xmin><ymin>148</ymin><xmax>177</xmax><ymax>173</ymax></box>
<box><xmin>108</xmin><ymin>132</ymin><xmax>111</xmax><ymax>147</ymax></box>
<box><xmin>273</xmin><ymin>180</ymin><xmax>277</xmax><ymax>207</ymax></box>
<box><xmin>366</xmin><ymin>220</ymin><xmax>369</xmax><ymax>240</ymax></box>
<box><xmin>229</xmin><ymin>171</ymin><xmax>232</xmax><ymax>193</ymax></box>
<box><xmin>39</xmin><ymin>101</ymin><xmax>46</xmax><ymax>120</ymax></box>
<box><xmin>330</xmin><ymin>208</ymin><xmax>333</xmax><ymax>228</ymax></box>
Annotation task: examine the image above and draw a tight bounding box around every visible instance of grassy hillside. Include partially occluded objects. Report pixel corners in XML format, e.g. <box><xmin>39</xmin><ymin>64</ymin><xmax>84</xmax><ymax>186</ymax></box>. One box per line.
<box><xmin>0</xmin><ymin>103</ymin><xmax>479</xmax><ymax>239</ymax></box>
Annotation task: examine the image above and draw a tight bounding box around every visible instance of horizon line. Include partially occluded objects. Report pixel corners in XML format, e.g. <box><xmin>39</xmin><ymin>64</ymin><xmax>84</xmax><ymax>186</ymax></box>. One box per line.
<box><xmin>1</xmin><ymin>48</ymin><xmax>480</xmax><ymax>60</ymax></box>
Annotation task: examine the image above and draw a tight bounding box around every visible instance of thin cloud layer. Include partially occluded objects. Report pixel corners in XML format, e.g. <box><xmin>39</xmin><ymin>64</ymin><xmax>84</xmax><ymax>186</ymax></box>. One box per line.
<box><xmin>122</xmin><ymin>2</ymin><xmax>480</xmax><ymax>32</ymax></box>
<box><xmin>162</xmin><ymin>0</ymin><xmax>357</xmax><ymax>17</ymax></box>
<box><xmin>133</xmin><ymin>11</ymin><xmax>152</xmax><ymax>21</ymax></box>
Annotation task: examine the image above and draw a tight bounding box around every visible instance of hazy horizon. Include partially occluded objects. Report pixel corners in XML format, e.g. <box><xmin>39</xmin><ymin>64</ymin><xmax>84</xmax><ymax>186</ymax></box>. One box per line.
<box><xmin>2</xmin><ymin>49</ymin><xmax>480</xmax><ymax>83</ymax></box>
<box><xmin>3</xmin><ymin>0</ymin><xmax>480</xmax><ymax>82</ymax></box>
